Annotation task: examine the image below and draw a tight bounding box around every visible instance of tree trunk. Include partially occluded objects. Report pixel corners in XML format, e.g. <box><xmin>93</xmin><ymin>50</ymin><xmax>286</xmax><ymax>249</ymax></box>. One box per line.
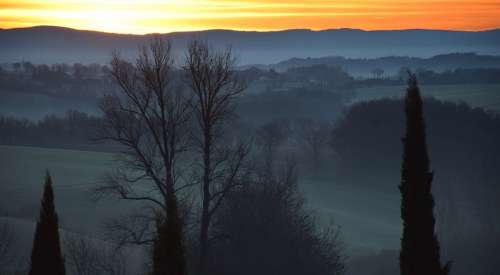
<box><xmin>199</xmin><ymin>129</ymin><xmax>212</xmax><ymax>274</ymax></box>
<box><xmin>154</xmin><ymin>171</ymin><xmax>186</xmax><ymax>275</ymax></box>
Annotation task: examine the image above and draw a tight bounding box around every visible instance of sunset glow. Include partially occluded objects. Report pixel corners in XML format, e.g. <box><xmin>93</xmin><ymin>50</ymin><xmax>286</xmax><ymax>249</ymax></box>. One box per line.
<box><xmin>1</xmin><ymin>0</ymin><xmax>500</xmax><ymax>34</ymax></box>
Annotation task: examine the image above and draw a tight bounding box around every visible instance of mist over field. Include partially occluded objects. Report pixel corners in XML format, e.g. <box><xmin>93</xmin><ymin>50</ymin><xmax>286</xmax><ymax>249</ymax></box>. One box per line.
<box><xmin>1</xmin><ymin>26</ymin><xmax>499</xmax><ymax>275</ymax></box>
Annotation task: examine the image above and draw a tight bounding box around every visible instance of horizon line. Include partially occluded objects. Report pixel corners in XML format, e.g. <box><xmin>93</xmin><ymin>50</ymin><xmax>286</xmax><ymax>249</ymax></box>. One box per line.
<box><xmin>2</xmin><ymin>25</ymin><xmax>500</xmax><ymax>36</ymax></box>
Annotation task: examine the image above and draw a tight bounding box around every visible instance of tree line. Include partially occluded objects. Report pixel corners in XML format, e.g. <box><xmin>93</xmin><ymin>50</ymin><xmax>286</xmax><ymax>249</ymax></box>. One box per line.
<box><xmin>0</xmin><ymin>111</ymin><xmax>102</xmax><ymax>150</ymax></box>
<box><xmin>3</xmin><ymin>57</ymin><xmax>499</xmax><ymax>104</ymax></box>
<box><xmin>0</xmin><ymin>62</ymin><xmax>111</xmax><ymax>99</ymax></box>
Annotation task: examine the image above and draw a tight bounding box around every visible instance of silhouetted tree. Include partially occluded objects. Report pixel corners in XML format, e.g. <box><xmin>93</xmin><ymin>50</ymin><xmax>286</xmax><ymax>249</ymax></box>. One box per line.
<box><xmin>330</xmin><ymin>96</ymin><xmax>500</xmax><ymax>274</ymax></box>
<box><xmin>294</xmin><ymin>118</ymin><xmax>331</xmax><ymax>171</ymax></box>
<box><xmin>29</xmin><ymin>172</ymin><xmax>66</xmax><ymax>275</ymax></box>
<box><xmin>96</xmin><ymin>38</ymin><xmax>189</xmax><ymax>275</ymax></box>
<box><xmin>399</xmin><ymin>74</ymin><xmax>450</xmax><ymax>275</ymax></box>
<box><xmin>185</xmin><ymin>40</ymin><xmax>248</xmax><ymax>273</ymax></box>
<box><xmin>210</xmin><ymin>160</ymin><xmax>344</xmax><ymax>275</ymax></box>
<box><xmin>65</xmin><ymin>235</ymin><xmax>128</xmax><ymax>275</ymax></box>
<box><xmin>256</xmin><ymin>119</ymin><xmax>290</xmax><ymax>172</ymax></box>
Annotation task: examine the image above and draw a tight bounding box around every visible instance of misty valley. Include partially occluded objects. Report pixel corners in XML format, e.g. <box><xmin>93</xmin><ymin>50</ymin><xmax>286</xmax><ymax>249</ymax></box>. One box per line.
<box><xmin>1</xmin><ymin>28</ymin><xmax>500</xmax><ymax>275</ymax></box>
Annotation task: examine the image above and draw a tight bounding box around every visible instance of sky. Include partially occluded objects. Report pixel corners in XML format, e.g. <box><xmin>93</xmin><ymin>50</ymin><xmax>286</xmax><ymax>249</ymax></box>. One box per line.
<box><xmin>1</xmin><ymin>0</ymin><xmax>500</xmax><ymax>34</ymax></box>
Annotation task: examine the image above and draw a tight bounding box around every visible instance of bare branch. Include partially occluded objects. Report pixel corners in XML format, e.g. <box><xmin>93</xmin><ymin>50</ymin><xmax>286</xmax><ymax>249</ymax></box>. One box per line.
<box><xmin>65</xmin><ymin>235</ymin><xmax>130</xmax><ymax>275</ymax></box>
<box><xmin>103</xmin><ymin>213</ymin><xmax>157</xmax><ymax>247</ymax></box>
<box><xmin>184</xmin><ymin>39</ymin><xmax>249</xmax><ymax>269</ymax></box>
<box><xmin>96</xmin><ymin>37</ymin><xmax>192</xmax><ymax>252</ymax></box>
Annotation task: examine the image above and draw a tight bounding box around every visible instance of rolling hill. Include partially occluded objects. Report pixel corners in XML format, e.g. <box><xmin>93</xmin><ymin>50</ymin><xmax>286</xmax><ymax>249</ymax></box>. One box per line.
<box><xmin>1</xmin><ymin>26</ymin><xmax>500</xmax><ymax>64</ymax></box>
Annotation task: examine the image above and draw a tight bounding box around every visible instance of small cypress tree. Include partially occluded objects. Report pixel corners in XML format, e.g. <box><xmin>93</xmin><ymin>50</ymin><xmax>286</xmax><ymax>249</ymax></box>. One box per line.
<box><xmin>29</xmin><ymin>172</ymin><xmax>65</xmax><ymax>275</ymax></box>
<box><xmin>399</xmin><ymin>74</ymin><xmax>450</xmax><ymax>275</ymax></box>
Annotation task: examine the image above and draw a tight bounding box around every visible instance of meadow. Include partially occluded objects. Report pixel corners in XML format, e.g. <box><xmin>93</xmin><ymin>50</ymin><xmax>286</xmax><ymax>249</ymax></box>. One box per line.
<box><xmin>0</xmin><ymin>145</ymin><xmax>401</xmax><ymax>263</ymax></box>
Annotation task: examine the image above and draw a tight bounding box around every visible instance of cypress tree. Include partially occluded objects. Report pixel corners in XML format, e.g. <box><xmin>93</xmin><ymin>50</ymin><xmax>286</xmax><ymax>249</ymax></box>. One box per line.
<box><xmin>29</xmin><ymin>172</ymin><xmax>65</xmax><ymax>275</ymax></box>
<box><xmin>399</xmin><ymin>74</ymin><xmax>450</xmax><ymax>275</ymax></box>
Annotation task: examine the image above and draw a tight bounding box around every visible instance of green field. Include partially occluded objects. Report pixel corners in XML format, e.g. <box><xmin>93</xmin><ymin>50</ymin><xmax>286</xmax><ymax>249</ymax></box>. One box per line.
<box><xmin>0</xmin><ymin>145</ymin><xmax>401</xmax><ymax>259</ymax></box>
<box><xmin>0</xmin><ymin>146</ymin><xmax>146</xmax><ymax>272</ymax></box>
<box><xmin>300</xmin><ymin>178</ymin><xmax>400</xmax><ymax>255</ymax></box>
<box><xmin>0</xmin><ymin>145</ymin><xmax>133</xmax><ymax>235</ymax></box>
<box><xmin>352</xmin><ymin>84</ymin><xmax>500</xmax><ymax>111</ymax></box>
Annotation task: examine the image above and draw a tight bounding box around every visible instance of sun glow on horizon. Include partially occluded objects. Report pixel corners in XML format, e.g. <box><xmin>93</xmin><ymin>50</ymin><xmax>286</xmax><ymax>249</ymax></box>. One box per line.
<box><xmin>1</xmin><ymin>0</ymin><xmax>500</xmax><ymax>34</ymax></box>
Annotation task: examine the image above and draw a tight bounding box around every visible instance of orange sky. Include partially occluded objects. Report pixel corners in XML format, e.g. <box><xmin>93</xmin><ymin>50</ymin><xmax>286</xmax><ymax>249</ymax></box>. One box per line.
<box><xmin>1</xmin><ymin>0</ymin><xmax>500</xmax><ymax>34</ymax></box>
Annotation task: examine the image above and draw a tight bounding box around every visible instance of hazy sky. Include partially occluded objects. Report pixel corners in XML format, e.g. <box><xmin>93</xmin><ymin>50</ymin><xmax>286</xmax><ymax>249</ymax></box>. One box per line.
<box><xmin>1</xmin><ymin>0</ymin><xmax>500</xmax><ymax>34</ymax></box>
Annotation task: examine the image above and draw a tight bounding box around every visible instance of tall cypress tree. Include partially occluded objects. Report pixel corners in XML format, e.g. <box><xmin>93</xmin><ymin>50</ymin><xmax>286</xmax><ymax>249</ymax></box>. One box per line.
<box><xmin>29</xmin><ymin>172</ymin><xmax>65</xmax><ymax>275</ymax></box>
<box><xmin>399</xmin><ymin>74</ymin><xmax>450</xmax><ymax>275</ymax></box>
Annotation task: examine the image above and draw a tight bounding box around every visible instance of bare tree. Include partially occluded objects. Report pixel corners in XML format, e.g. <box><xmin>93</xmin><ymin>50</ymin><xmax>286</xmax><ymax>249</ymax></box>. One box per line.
<box><xmin>65</xmin><ymin>235</ymin><xmax>128</xmax><ymax>275</ymax></box>
<box><xmin>256</xmin><ymin>119</ymin><xmax>290</xmax><ymax>172</ymax></box>
<box><xmin>184</xmin><ymin>40</ymin><xmax>249</xmax><ymax>272</ymax></box>
<box><xmin>65</xmin><ymin>236</ymin><xmax>100</xmax><ymax>275</ymax></box>
<box><xmin>95</xmin><ymin>38</ymin><xmax>190</xmax><ymax>275</ymax></box>
<box><xmin>295</xmin><ymin>118</ymin><xmax>332</xmax><ymax>171</ymax></box>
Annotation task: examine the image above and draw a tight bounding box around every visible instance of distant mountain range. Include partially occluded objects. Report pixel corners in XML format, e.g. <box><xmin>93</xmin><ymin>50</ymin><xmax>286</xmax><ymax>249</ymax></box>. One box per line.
<box><xmin>1</xmin><ymin>26</ymin><xmax>500</xmax><ymax>64</ymax></box>
<box><xmin>244</xmin><ymin>53</ymin><xmax>500</xmax><ymax>76</ymax></box>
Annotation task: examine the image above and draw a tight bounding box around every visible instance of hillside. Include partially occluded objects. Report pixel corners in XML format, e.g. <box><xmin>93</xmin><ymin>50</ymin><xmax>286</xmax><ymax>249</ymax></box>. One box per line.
<box><xmin>0</xmin><ymin>145</ymin><xmax>399</xmax><ymax>256</ymax></box>
<box><xmin>259</xmin><ymin>53</ymin><xmax>500</xmax><ymax>75</ymax></box>
<box><xmin>1</xmin><ymin>26</ymin><xmax>500</xmax><ymax>64</ymax></box>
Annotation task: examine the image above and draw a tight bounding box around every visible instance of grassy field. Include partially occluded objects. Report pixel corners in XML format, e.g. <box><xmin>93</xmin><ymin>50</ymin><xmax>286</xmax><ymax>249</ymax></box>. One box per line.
<box><xmin>0</xmin><ymin>145</ymin><xmax>402</xmax><ymax>259</ymax></box>
<box><xmin>0</xmin><ymin>145</ymin><xmax>137</xmax><ymax>235</ymax></box>
<box><xmin>352</xmin><ymin>83</ymin><xmax>500</xmax><ymax>111</ymax></box>
<box><xmin>300</xmin><ymin>178</ymin><xmax>400</xmax><ymax>255</ymax></box>
<box><xmin>0</xmin><ymin>146</ymin><xmax>145</xmax><ymax>272</ymax></box>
